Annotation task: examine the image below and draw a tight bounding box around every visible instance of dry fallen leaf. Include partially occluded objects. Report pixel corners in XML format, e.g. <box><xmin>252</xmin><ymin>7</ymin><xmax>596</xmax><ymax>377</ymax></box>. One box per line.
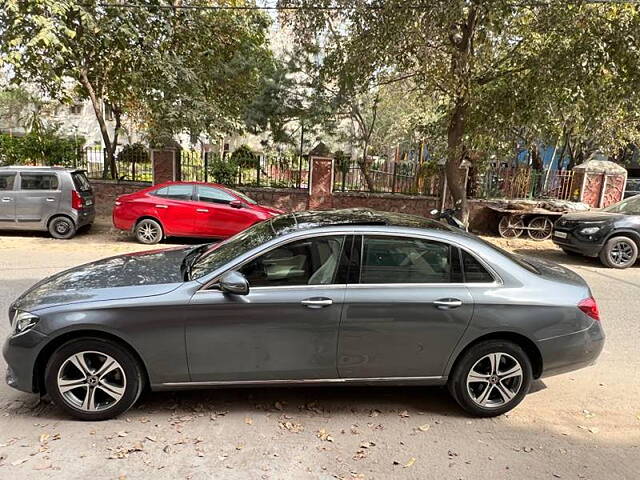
<box><xmin>404</xmin><ymin>457</ymin><xmax>416</xmax><ymax>468</ymax></box>
<box><xmin>417</xmin><ymin>424</ymin><xmax>430</xmax><ymax>432</ymax></box>
<box><xmin>11</xmin><ymin>457</ymin><xmax>30</xmax><ymax>466</ymax></box>
<box><xmin>279</xmin><ymin>421</ymin><xmax>304</xmax><ymax>433</ymax></box>
<box><xmin>244</xmin><ymin>417</ymin><xmax>253</xmax><ymax>425</ymax></box>
<box><xmin>39</xmin><ymin>433</ymin><xmax>49</xmax><ymax>444</ymax></box>
<box><xmin>399</xmin><ymin>410</ymin><xmax>410</xmax><ymax>418</ymax></box>
<box><xmin>316</xmin><ymin>429</ymin><xmax>334</xmax><ymax>442</ymax></box>
<box><xmin>117</xmin><ymin>431</ymin><xmax>128</xmax><ymax>438</ymax></box>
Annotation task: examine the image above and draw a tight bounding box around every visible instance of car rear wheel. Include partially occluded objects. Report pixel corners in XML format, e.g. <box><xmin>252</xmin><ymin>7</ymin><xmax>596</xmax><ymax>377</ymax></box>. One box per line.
<box><xmin>448</xmin><ymin>340</ymin><xmax>532</xmax><ymax>417</ymax></box>
<box><xmin>135</xmin><ymin>218</ymin><xmax>163</xmax><ymax>244</ymax></box>
<box><xmin>45</xmin><ymin>338</ymin><xmax>143</xmax><ymax>421</ymax></box>
<box><xmin>599</xmin><ymin>236</ymin><xmax>638</xmax><ymax>269</ymax></box>
<box><xmin>48</xmin><ymin>216</ymin><xmax>77</xmax><ymax>239</ymax></box>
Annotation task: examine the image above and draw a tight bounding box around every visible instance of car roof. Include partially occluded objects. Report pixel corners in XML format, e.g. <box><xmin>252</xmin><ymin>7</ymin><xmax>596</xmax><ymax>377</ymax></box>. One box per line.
<box><xmin>0</xmin><ymin>165</ymin><xmax>85</xmax><ymax>173</ymax></box>
<box><xmin>268</xmin><ymin>209</ymin><xmax>453</xmax><ymax>235</ymax></box>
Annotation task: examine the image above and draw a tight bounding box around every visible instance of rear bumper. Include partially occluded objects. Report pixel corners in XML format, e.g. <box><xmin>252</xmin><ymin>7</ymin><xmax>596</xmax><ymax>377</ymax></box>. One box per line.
<box><xmin>552</xmin><ymin>231</ymin><xmax>603</xmax><ymax>257</ymax></box>
<box><xmin>76</xmin><ymin>207</ymin><xmax>95</xmax><ymax>228</ymax></box>
<box><xmin>538</xmin><ymin>320</ymin><xmax>605</xmax><ymax>378</ymax></box>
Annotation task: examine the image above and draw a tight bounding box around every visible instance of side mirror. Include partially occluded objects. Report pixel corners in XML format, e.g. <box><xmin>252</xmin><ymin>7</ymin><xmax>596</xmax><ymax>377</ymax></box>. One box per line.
<box><xmin>430</xmin><ymin>209</ymin><xmax>439</xmax><ymax>215</ymax></box>
<box><xmin>218</xmin><ymin>271</ymin><xmax>249</xmax><ymax>295</ymax></box>
<box><xmin>229</xmin><ymin>200</ymin><xmax>244</xmax><ymax>209</ymax></box>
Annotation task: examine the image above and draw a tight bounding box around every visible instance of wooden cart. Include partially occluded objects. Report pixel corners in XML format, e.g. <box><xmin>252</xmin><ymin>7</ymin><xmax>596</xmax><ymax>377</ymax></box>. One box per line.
<box><xmin>486</xmin><ymin>205</ymin><xmax>565</xmax><ymax>241</ymax></box>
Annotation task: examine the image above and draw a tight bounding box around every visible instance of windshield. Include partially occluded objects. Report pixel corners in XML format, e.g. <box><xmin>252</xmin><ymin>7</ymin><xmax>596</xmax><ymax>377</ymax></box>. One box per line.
<box><xmin>190</xmin><ymin>220</ymin><xmax>276</xmax><ymax>280</ymax></box>
<box><xmin>229</xmin><ymin>188</ymin><xmax>257</xmax><ymax>204</ymax></box>
<box><xmin>603</xmin><ymin>195</ymin><xmax>640</xmax><ymax>214</ymax></box>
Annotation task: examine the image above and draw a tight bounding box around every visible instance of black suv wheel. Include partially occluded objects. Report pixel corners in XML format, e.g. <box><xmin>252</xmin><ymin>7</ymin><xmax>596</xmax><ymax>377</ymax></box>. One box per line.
<box><xmin>599</xmin><ymin>236</ymin><xmax>638</xmax><ymax>269</ymax></box>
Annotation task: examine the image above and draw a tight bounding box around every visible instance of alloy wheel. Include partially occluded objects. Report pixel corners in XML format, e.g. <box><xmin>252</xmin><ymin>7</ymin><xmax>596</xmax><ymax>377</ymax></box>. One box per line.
<box><xmin>610</xmin><ymin>241</ymin><xmax>634</xmax><ymax>266</ymax></box>
<box><xmin>466</xmin><ymin>352</ymin><xmax>523</xmax><ymax>408</ymax></box>
<box><xmin>56</xmin><ymin>351</ymin><xmax>127</xmax><ymax>412</ymax></box>
<box><xmin>137</xmin><ymin>221</ymin><xmax>160</xmax><ymax>243</ymax></box>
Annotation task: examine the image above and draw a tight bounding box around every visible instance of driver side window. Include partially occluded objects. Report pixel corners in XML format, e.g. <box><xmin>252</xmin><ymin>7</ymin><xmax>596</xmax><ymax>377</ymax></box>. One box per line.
<box><xmin>239</xmin><ymin>236</ymin><xmax>346</xmax><ymax>287</ymax></box>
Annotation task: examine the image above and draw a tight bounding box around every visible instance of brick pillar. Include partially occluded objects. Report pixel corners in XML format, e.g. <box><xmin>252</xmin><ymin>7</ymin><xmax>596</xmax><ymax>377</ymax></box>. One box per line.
<box><xmin>308</xmin><ymin>155</ymin><xmax>334</xmax><ymax>210</ymax></box>
<box><xmin>151</xmin><ymin>148</ymin><xmax>178</xmax><ymax>184</ymax></box>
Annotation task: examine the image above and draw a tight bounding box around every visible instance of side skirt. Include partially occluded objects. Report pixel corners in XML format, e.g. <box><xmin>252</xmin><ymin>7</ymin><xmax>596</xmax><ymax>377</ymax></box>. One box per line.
<box><xmin>152</xmin><ymin>376</ymin><xmax>448</xmax><ymax>391</ymax></box>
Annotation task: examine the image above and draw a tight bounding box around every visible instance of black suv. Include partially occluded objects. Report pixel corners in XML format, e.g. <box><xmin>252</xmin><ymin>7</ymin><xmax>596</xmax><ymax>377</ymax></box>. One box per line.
<box><xmin>553</xmin><ymin>195</ymin><xmax>640</xmax><ymax>268</ymax></box>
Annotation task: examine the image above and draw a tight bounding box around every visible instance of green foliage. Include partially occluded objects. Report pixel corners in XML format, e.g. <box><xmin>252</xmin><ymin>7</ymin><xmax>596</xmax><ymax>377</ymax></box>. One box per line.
<box><xmin>116</xmin><ymin>143</ymin><xmax>149</xmax><ymax>164</ymax></box>
<box><xmin>230</xmin><ymin>144</ymin><xmax>259</xmax><ymax>169</ymax></box>
<box><xmin>0</xmin><ymin>0</ymin><xmax>273</xmax><ymax>172</ymax></box>
<box><xmin>0</xmin><ymin>126</ymin><xmax>84</xmax><ymax>166</ymax></box>
<box><xmin>208</xmin><ymin>156</ymin><xmax>238</xmax><ymax>186</ymax></box>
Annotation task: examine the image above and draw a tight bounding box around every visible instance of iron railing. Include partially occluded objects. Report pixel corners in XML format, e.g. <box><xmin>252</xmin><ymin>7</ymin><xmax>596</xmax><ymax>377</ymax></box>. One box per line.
<box><xmin>334</xmin><ymin>159</ymin><xmax>442</xmax><ymax>196</ymax></box>
<box><xmin>472</xmin><ymin>166</ymin><xmax>575</xmax><ymax>200</ymax></box>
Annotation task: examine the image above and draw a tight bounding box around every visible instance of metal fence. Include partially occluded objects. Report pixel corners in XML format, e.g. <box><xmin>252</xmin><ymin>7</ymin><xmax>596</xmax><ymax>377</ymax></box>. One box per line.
<box><xmin>334</xmin><ymin>159</ymin><xmax>442</xmax><ymax>196</ymax></box>
<box><xmin>78</xmin><ymin>146</ymin><xmax>152</xmax><ymax>182</ymax></box>
<box><xmin>197</xmin><ymin>152</ymin><xmax>310</xmax><ymax>189</ymax></box>
<box><xmin>472</xmin><ymin>166</ymin><xmax>575</xmax><ymax>201</ymax></box>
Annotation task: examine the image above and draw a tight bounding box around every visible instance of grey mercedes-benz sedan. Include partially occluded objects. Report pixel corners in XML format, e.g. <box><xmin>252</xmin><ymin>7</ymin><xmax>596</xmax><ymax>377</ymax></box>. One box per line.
<box><xmin>3</xmin><ymin>209</ymin><xmax>604</xmax><ymax>420</ymax></box>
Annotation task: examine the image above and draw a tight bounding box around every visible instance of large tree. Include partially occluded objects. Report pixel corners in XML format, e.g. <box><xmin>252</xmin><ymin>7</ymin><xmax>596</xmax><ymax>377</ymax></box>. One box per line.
<box><xmin>0</xmin><ymin>0</ymin><xmax>271</xmax><ymax>178</ymax></box>
<box><xmin>281</xmin><ymin>0</ymin><xmax>640</xmax><ymax>222</ymax></box>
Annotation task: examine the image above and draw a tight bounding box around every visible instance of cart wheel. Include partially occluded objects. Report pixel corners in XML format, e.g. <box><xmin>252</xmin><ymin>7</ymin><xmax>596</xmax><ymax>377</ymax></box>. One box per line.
<box><xmin>527</xmin><ymin>216</ymin><xmax>554</xmax><ymax>241</ymax></box>
<box><xmin>498</xmin><ymin>215</ymin><xmax>524</xmax><ymax>238</ymax></box>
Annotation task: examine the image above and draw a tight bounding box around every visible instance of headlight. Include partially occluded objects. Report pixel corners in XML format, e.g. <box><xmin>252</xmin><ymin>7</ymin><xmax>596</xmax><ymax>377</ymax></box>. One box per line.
<box><xmin>580</xmin><ymin>226</ymin><xmax>601</xmax><ymax>235</ymax></box>
<box><xmin>11</xmin><ymin>311</ymin><xmax>39</xmax><ymax>336</ymax></box>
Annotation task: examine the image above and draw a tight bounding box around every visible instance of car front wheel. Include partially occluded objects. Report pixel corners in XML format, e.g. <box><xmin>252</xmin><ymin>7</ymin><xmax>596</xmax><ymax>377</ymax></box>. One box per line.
<box><xmin>448</xmin><ymin>340</ymin><xmax>532</xmax><ymax>417</ymax></box>
<box><xmin>44</xmin><ymin>338</ymin><xmax>144</xmax><ymax>421</ymax></box>
<box><xmin>599</xmin><ymin>236</ymin><xmax>638</xmax><ymax>269</ymax></box>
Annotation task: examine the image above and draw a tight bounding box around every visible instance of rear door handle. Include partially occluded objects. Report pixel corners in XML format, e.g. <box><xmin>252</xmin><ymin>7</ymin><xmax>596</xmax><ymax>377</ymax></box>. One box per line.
<box><xmin>1</xmin><ymin>197</ymin><xmax>11</xmax><ymax>202</ymax></box>
<box><xmin>155</xmin><ymin>204</ymin><xmax>168</xmax><ymax>209</ymax></box>
<box><xmin>196</xmin><ymin>208</ymin><xmax>209</xmax><ymax>213</ymax></box>
<box><xmin>301</xmin><ymin>297</ymin><xmax>333</xmax><ymax>308</ymax></box>
<box><xmin>45</xmin><ymin>198</ymin><xmax>56</xmax><ymax>202</ymax></box>
<box><xmin>433</xmin><ymin>298</ymin><xmax>463</xmax><ymax>309</ymax></box>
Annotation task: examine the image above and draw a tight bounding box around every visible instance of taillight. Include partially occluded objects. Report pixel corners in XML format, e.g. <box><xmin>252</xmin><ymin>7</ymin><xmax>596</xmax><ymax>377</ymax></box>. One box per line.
<box><xmin>71</xmin><ymin>190</ymin><xmax>84</xmax><ymax>210</ymax></box>
<box><xmin>578</xmin><ymin>297</ymin><xmax>600</xmax><ymax>321</ymax></box>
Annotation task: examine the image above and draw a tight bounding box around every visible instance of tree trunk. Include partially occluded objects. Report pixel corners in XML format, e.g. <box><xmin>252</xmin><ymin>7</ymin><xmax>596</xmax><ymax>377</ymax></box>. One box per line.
<box><xmin>79</xmin><ymin>70</ymin><xmax>116</xmax><ymax>179</ymax></box>
<box><xmin>446</xmin><ymin>97</ymin><xmax>469</xmax><ymax>225</ymax></box>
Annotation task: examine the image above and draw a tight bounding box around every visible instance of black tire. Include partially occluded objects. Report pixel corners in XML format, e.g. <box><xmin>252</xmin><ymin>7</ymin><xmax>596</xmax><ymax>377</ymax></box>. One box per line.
<box><xmin>598</xmin><ymin>236</ymin><xmax>638</xmax><ymax>269</ymax></box>
<box><xmin>44</xmin><ymin>337</ymin><xmax>144</xmax><ymax>421</ymax></box>
<box><xmin>561</xmin><ymin>248</ymin><xmax>581</xmax><ymax>257</ymax></box>
<box><xmin>48</xmin><ymin>216</ymin><xmax>77</xmax><ymax>239</ymax></box>
<box><xmin>135</xmin><ymin>218</ymin><xmax>163</xmax><ymax>244</ymax></box>
<box><xmin>448</xmin><ymin>340</ymin><xmax>532</xmax><ymax>417</ymax></box>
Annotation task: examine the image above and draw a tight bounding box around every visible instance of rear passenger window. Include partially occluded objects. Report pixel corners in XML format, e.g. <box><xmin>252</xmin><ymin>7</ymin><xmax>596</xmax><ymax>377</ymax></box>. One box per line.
<box><xmin>20</xmin><ymin>174</ymin><xmax>59</xmax><ymax>190</ymax></box>
<box><xmin>462</xmin><ymin>250</ymin><xmax>494</xmax><ymax>283</ymax></box>
<box><xmin>361</xmin><ymin>236</ymin><xmax>456</xmax><ymax>284</ymax></box>
<box><xmin>0</xmin><ymin>173</ymin><xmax>16</xmax><ymax>190</ymax></box>
<box><xmin>153</xmin><ymin>185</ymin><xmax>193</xmax><ymax>200</ymax></box>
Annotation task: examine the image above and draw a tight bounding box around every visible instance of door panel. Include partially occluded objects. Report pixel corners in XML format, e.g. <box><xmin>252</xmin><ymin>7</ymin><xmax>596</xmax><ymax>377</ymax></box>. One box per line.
<box><xmin>186</xmin><ymin>287</ymin><xmax>345</xmax><ymax>381</ymax></box>
<box><xmin>149</xmin><ymin>185</ymin><xmax>198</xmax><ymax>236</ymax></box>
<box><xmin>193</xmin><ymin>185</ymin><xmax>256</xmax><ymax>237</ymax></box>
<box><xmin>0</xmin><ymin>173</ymin><xmax>17</xmax><ymax>225</ymax></box>
<box><xmin>185</xmin><ymin>234</ymin><xmax>350</xmax><ymax>382</ymax></box>
<box><xmin>338</xmin><ymin>285</ymin><xmax>473</xmax><ymax>378</ymax></box>
<box><xmin>15</xmin><ymin>173</ymin><xmax>61</xmax><ymax>224</ymax></box>
<box><xmin>337</xmin><ymin>234</ymin><xmax>474</xmax><ymax>378</ymax></box>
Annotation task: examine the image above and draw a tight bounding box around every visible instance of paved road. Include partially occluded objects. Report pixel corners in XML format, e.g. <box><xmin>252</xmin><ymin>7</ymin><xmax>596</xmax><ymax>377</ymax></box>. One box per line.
<box><xmin>0</xmin><ymin>231</ymin><xmax>638</xmax><ymax>479</ymax></box>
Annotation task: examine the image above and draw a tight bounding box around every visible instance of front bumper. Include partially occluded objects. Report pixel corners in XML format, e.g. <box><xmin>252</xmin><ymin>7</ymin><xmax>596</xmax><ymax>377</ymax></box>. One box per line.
<box><xmin>3</xmin><ymin>329</ymin><xmax>48</xmax><ymax>393</ymax></box>
<box><xmin>538</xmin><ymin>320</ymin><xmax>605</xmax><ymax>378</ymax></box>
<box><xmin>552</xmin><ymin>230</ymin><xmax>604</xmax><ymax>257</ymax></box>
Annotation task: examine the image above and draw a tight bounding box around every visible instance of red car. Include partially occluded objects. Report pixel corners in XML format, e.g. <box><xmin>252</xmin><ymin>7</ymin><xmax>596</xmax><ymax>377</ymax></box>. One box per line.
<box><xmin>112</xmin><ymin>181</ymin><xmax>284</xmax><ymax>244</ymax></box>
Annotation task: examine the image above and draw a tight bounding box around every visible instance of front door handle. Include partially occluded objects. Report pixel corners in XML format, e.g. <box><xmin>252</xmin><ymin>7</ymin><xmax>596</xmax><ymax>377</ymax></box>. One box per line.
<box><xmin>155</xmin><ymin>204</ymin><xmax>168</xmax><ymax>209</ymax></box>
<box><xmin>196</xmin><ymin>208</ymin><xmax>209</xmax><ymax>213</ymax></box>
<box><xmin>433</xmin><ymin>298</ymin><xmax>463</xmax><ymax>310</ymax></box>
<box><xmin>46</xmin><ymin>198</ymin><xmax>56</xmax><ymax>202</ymax></box>
<box><xmin>301</xmin><ymin>297</ymin><xmax>333</xmax><ymax>308</ymax></box>
<box><xmin>1</xmin><ymin>197</ymin><xmax>11</xmax><ymax>202</ymax></box>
